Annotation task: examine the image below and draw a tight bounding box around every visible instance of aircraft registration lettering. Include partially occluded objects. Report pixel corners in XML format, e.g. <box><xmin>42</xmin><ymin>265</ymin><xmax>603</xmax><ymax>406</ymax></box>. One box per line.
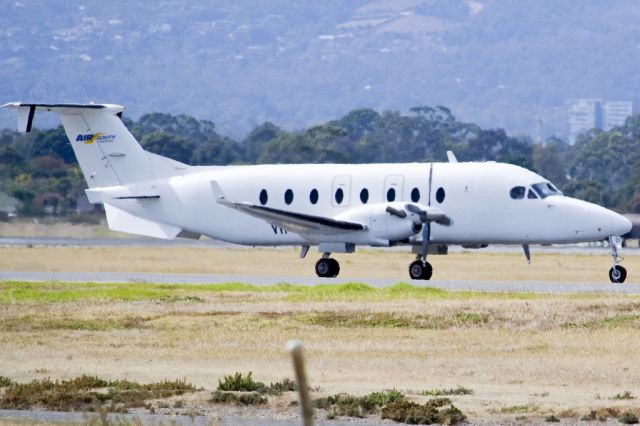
<box><xmin>270</xmin><ymin>225</ymin><xmax>288</xmax><ymax>235</ymax></box>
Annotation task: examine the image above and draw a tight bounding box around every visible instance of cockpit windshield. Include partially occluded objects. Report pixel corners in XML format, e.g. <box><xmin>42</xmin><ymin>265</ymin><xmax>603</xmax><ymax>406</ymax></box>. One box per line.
<box><xmin>531</xmin><ymin>182</ymin><xmax>563</xmax><ymax>199</ymax></box>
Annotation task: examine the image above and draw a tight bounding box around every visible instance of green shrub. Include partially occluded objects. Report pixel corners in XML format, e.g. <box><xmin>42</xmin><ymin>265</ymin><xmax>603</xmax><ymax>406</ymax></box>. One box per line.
<box><xmin>209</xmin><ymin>390</ymin><xmax>267</xmax><ymax>405</ymax></box>
<box><xmin>267</xmin><ymin>378</ymin><xmax>297</xmax><ymax>395</ymax></box>
<box><xmin>381</xmin><ymin>398</ymin><xmax>466</xmax><ymax>424</ymax></box>
<box><xmin>0</xmin><ymin>376</ymin><xmax>13</xmax><ymax>387</ymax></box>
<box><xmin>620</xmin><ymin>412</ymin><xmax>639</xmax><ymax>424</ymax></box>
<box><xmin>0</xmin><ymin>375</ymin><xmax>197</xmax><ymax>412</ymax></box>
<box><xmin>313</xmin><ymin>389</ymin><xmax>407</xmax><ymax>419</ymax></box>
<box><xmin>418</xmin><ymin>386</ymin><xmax>473</xmax><ymax>396</ymax></box>
<box><xmin>582</xmin><ymin>408</ymin><xmax>622</xmax><ymax>422</ymax></box>
<box><xmin>613</xmin><ymin>391</ymin><xmax>636</xmax><ymax>400</ymax></box>
<box><xmin>363</xmin><ymin>389</ymin><xmax>405</xmax><ymax>406</ymax></box>
<box><xmin>217</xmin><ymin>372</ymin><xmax>266</xmax><ymax>393</ymax></box>
<box><xmin>314</xmin><ymin>394</ymin><xmax>374</xmax><ymax>418</ymax></box>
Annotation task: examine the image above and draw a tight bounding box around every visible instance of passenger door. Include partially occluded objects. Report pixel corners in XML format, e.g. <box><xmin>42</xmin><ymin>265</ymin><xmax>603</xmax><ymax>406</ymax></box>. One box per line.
<box><xmin>332</xmin><ymin>175</ymin><xmax>352</xmax><ymax>207</ymax></box>
<box><xmin>383</xmin><ymin>175</ymin><xmax>404</xmax><ymax>202</ymax></box>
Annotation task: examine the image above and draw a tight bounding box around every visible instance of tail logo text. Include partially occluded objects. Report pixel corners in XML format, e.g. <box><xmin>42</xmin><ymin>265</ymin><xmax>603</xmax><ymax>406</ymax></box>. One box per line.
<box><xmin>76</xmin><ymin>133</ymin><xmax>116</xmax><ymax>144</ymax></box>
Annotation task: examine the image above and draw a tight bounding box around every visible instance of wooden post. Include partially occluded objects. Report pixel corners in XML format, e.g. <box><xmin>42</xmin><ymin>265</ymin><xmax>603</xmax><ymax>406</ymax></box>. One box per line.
<box><xmin>288</xmin><ymin>340</ymin><xmax>313</xmax><ymax>426</ymax></box>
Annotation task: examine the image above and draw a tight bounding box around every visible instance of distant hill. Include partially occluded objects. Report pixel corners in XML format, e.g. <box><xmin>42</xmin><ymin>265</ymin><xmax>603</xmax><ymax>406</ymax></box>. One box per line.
<box><xmin>2</xmin><ymin>0</ymin><xmax>639</xmax><ymax>138</ymax></box>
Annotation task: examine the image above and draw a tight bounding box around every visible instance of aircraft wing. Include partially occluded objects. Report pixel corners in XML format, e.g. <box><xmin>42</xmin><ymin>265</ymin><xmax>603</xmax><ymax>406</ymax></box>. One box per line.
<box><xmin>211</xmin><ymin>182</ymin><xmax>366</xmax><ymax>235</ymax></box>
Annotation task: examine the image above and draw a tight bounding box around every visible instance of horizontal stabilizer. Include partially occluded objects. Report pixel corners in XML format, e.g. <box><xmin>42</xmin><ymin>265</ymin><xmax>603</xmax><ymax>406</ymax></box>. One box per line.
<box><xmin>114</xmin><ymin>195</ymin><xmax>160</xmax><ymax>200</ymax></box>
<box><xmin>2</xmin><ymin>102</ymin><xmax>124</xmax><ymax>133</ymax></box>
<box><xmin>104</xmin><ymin>204</ymin><xmax>182</xmax><ymax>239</ymax></box>
<box><xmin>86</xmin><ymin>186</ymin><xmax>161</xmax><ymax>204</ymax></box>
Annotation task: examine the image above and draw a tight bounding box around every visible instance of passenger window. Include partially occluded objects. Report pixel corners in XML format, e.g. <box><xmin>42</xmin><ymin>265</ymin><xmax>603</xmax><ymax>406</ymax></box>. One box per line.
<box><xmin>335</xmin><ymin>188</ymin><xmax>344</xmax><ymax>204</ymax></box>
<box><xmin>386</xmin><ymin>188</ymin><xmax>396</xmax><ymax>202</ymax></box>
<box><xmin>510</xmin><ymin>186</ymin><xmax>525</xmax><ymax>199</ymax></box>
<box><xmin>435</xmin><ymin>187</ymin><xmax>445</xmax><ymax>203</ymax></box>
<box><xmin>309</xmin><ymin>189</ymin><xmax>318</xmax><ymax>204</ymax></box>
<box><xmin>259</xmin><ymin>189</ymin><xmax>268</xmax><ymax>205</ymax></box>
<box><xmin>411</xmin><ymin>187</ymin><xmax>420</xmax><ymax>202</ymax></box>
<box><xmin>360</xmin><ymin>188</ymin><xmax>369</xmax><ymax>204</ymax></box>
<box><xmin>527</xmin><ymin>189</ymin><xmax>538</xmax><ymax>199</ymax></box>
<box><xmin>284</xmin><ymin>189</ymin><xmax>293</xmax><ymax>205</ymax></box>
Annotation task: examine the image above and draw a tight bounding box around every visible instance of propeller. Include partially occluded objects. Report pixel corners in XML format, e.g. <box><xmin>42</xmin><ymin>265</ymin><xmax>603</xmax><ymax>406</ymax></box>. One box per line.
<box><xmin>384</xmin><ymin>203</ymin><xmax>453</xmax><ymax>256</ymax></box>
<box><xmin>405</xmin><ymin>203</ymin><xmax>453</xmax><ymax>226</ymax></box>
<box><xmin>404</xmin><ymin>203</ymin><xmax>453</xmax><ymax>256</ymax></box>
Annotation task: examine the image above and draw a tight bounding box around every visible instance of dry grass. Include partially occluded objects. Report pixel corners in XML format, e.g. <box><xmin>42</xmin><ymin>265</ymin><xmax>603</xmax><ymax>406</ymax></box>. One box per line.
<box><xmin>0</xmin><ymin>221</ymin><xmax>116</xmax><ymax>239</ymax></box>
<box><xmin>0</xmin><ymin>245</ymin><xmax>638</xmax><ymax>283</ymax></box>
<box><xmin>0</xmin><ymin>283</ymin><xmax>639</xmax><ymax>421</ymax></box>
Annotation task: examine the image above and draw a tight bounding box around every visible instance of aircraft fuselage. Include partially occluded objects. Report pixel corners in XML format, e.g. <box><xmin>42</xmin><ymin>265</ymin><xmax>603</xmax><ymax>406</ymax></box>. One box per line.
<box><xmin>108</xmin><ymin>161</ymin><xmax>630</xmax><ymax>247</ymax></box>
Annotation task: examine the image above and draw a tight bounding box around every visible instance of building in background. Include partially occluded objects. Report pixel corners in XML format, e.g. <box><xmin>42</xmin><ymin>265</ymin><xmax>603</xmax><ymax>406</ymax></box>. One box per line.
<box><xmin>568</xmin><ymin>99</ymin><xmax>633</xmax><ymax>143</ymax></box>
<box><xmin>568</xmin><ymin>99</ymin><xmax>602</xmax><ymax>144</ymax></box>
<box><xmin>603</xmin><ymin>101</ymin><xmax>633</xmax><ymax>131</ymax></box>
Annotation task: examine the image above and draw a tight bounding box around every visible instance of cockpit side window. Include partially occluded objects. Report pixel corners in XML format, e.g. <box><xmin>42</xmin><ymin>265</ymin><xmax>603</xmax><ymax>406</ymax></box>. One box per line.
<box><xmin>527</xmin><ymin>189</ymin><xmax>538</xmax><ymax>199</ymax></box>
<box><xmin>531</xmin><ymin>182</ymin><xmax>563</xmax><ymax>198</ymax></box>
<box><xmin>510</xmin><ymin>186</ymin><xmax>526</xmax><ymax>199</ymax></box>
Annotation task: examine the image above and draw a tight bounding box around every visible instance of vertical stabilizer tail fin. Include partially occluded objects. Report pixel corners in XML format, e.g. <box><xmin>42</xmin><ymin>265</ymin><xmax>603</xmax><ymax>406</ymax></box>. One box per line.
<box><xmin>2</xmin><ymin>102</ymin><xmax>188</xmax><ymax>188</ymax></box>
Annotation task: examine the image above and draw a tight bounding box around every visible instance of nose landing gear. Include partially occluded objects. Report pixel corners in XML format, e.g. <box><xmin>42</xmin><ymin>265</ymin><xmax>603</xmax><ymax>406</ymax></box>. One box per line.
<box><xmin>608</xmin><ymin>236</ymin><xmax>627</xmax><ymax>283</ymax></box>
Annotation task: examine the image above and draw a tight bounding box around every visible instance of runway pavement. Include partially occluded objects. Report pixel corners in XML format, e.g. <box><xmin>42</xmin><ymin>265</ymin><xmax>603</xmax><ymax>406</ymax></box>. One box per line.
<box><xmin>1</xmin><ymin>270</ymin><xmax>638</xmax><ymax>294</ymax></box>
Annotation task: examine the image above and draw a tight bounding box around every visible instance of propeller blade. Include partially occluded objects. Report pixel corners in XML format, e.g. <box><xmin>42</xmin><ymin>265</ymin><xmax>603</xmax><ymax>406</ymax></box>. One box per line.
<box><xmin>386</xmin><ymin>206</ymin><xmax>407</xmax><ymax>218</ymax></box>
<box><xmin>405</xmin><ymin>203</ymin><xmax>427</xmax><ymax>221</ymax></box>
<box><xmin>435</xmin><ymin>215</ymin><xmax>453</xmax><ymax>226</ymax></box>
<box><xmin>405</xmin><ymin>203</ymin><xmax>452</xmax><ymax>226</ymax></box>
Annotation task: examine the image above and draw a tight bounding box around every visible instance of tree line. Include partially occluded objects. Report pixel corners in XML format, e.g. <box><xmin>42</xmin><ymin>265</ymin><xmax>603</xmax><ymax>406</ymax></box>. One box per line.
<box><xmin>1</xmin><ymin>105</ymin><xmax>639</xmax><ymax>218</ymax></box>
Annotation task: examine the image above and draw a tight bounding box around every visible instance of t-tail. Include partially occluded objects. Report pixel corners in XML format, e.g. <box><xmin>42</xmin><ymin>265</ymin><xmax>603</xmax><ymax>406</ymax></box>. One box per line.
<box><xmin>2</xmin><ymin>102</ymin><xmax>191</xmax><ymax>239</ymax></box>
<box><xmin>1</xmin><ymin>102</ymin><xmax>187</xmax><ymax>187</ymax></box>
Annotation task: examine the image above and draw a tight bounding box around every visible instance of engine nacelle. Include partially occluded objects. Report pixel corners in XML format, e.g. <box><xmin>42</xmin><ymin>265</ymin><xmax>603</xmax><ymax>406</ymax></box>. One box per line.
<box><xmin>335</xmin><ymin>202</ymin><xmax>422</xmax><ymax>245</ymax></box>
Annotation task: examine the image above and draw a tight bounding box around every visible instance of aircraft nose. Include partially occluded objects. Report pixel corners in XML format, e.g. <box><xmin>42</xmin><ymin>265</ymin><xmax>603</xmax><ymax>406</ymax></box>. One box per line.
<box><xmin>610</xmin><ymin>212</ymin><xmax>632</xmax><ymax>236</ymax></box>
<box><xmin>565</xmin><ymin>198</ymin><xmax>632</xmax><ymax>239</ymax></box>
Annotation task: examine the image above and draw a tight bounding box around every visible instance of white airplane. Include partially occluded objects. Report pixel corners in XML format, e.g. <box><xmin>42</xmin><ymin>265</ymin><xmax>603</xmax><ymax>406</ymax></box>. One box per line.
<box><xmin>2</xmin><ymin>102</ymin><xmax>633</xmax><ymax>283</ymax></box>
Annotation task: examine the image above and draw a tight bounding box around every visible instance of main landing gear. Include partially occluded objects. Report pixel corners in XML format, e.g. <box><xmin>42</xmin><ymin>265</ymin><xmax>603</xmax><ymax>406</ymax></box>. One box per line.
<box><xmin>315</xmin><ymin>253</ymin><xmax>340</xmax><ymax>278</ymax></box>
<box><xmin>409</xmin><ymin>220</ymin><xmax>433</xmax><ymax>280</ymax></box>
<box><xmin>409</xmin><ymin>257</ymin><xmax>433</xmax><ymax>280</ymax></box>
<box><xmin>608</xmin><ymin>236</ymin><xmax>627</xmax><ymax>283</ymax></box>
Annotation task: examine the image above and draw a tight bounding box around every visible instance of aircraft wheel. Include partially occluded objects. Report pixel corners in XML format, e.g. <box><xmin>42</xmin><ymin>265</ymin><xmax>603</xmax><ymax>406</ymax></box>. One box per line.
<box><xmin>328</xmin><ymin>258</ymin><xmax>340</xmax><ymax>277</ymax></box>
<box><xmin>609</xmin><ymin>265</ymin><xmax>627</xmax><ymax>283</ymax></box>
<box><xmin>315</xmin><ymin>258</ymin><xmax>332</xmax><ymax>278</ymax></box>
<box><xmin>421</xmin><ymin>261</ymin><xmax>433</xmax><ymax>280</ymax></box>
<box><xmin>409</xmin><ymin>260</ymin><xmax>432</xmax><ymax>280</ymax></box>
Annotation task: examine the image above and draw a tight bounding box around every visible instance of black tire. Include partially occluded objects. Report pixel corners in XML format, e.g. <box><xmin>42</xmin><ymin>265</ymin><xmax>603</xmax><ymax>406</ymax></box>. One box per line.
<box><xmin>421</xmin><ymin>261</ymin><xmax>433</xmax><ymax>280</ymax></box>
<box><xmin>409</xmin><ymin>260</ymin><xmax>425</xmax><ymax>280</ymax></box>
<box><xmin>328</xmin><ymin>258</ymin><xmax>340</xmax><ymax>277</ymax></box>
<box><xmin>609</xmin><ymin>265</ymin><xmax>627</xmax><ymax>283</ymax></box>
<box><xmin>409</xmin><ymin>260</ymin><xmax>433</xmax><ymax>280</ymax></box>
<box><xmin>315</xmin><ymin>258</ymin><xmax>332</xmax><ymax>278</ymax></box>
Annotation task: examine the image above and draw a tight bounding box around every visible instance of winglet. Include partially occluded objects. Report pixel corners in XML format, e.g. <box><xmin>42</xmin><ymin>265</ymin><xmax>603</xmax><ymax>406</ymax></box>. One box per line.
<box><xmin>211</xmin><ymin>181</ymin><xmax>230</xmax><ymax>205</ymax></box>
<box><xmin>446</xmin><ymin>151</ymin><xmax>458</xmax><ymax>163</ymax></box>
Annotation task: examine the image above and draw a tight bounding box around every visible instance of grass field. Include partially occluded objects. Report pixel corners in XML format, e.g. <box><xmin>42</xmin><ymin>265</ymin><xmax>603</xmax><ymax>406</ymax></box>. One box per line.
<box><xmin>1</xmin><ymin>227</ymin><xmax>639</xmax><ymax>423</ymax></box>
<box><xmin>1</xmin><ymin>280</ymin><xmax>639</xmax><ymax>423</ymax></box>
